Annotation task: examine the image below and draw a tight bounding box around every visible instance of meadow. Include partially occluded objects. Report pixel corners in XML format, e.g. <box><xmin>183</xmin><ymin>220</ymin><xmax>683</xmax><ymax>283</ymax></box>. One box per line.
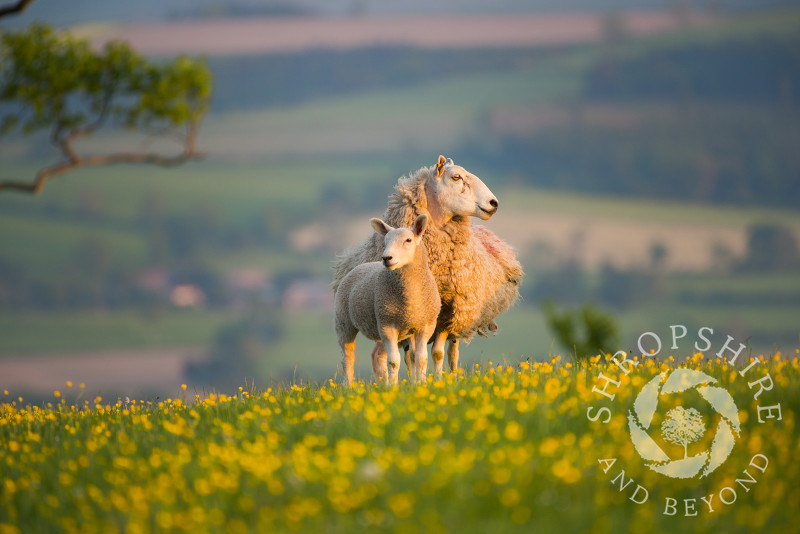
<box><xmin>1</xmin><ymin>353</ymin><xmax>797</xmax><ymax>533</ymax></box>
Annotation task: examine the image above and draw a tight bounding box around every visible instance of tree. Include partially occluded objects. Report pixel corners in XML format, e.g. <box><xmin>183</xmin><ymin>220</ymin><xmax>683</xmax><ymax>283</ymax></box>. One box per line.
<box><xmin>740</xmin><ymin>223</ymin><xmax>799</xmax><ymax>273</ymax></box>
<box><xmin>185</xmin><ymin>305</ymin><xmax>284</xmax><ymax>391</ymax></box>
<box><xmin>661</xmin><ymin>406</ymin><xmax>705</xmax><ymax>459</ymax></box>
<box><xmin>542</xmin><ymin>301</ymin><xmax>619</xmax><ymax>361</ymax></box>
<box><xmin>0</xmin><ymin>24</ymin><xmax>212</xmax><ymax>195</ymax></box>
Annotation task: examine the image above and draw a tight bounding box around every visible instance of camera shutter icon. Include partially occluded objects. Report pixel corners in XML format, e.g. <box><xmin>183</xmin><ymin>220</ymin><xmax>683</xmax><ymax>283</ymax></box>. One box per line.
<box><xmin>628</xmin><ymin>368</ymin><xmax>741</xmax><ymax>479</ymax></box>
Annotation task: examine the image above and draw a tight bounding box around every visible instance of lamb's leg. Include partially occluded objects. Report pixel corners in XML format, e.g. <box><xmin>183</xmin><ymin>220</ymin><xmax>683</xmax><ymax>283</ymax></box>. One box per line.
<box><xmin>414</xmin><ymin>326</ymin><xmax>435</xmax><ymax>383</ymax></box>
<box><xmin>447</xmin><ymin>338</ymin><xmax>460</xmax><ymax>373</ymax></box>
<box><xmin>380</xmin><ymin>329</ymin><xmax>402</xmax><ymax>386</ymax></box>
<box><xmin>431</xmin><ymin>330</ymin><xmax>448</xmax><ymax>379</ymax></box>
<box><xmin>371</xmin><ymin>341</ymin><xmax>388</xmax><ymax>383</ymax></box>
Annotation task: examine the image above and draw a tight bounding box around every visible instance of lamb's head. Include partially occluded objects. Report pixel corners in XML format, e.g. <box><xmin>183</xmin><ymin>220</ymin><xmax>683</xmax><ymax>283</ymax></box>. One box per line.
<box><xmin>426</xmin><ymin>155</ymin><xmax>498</xmax><ymax>223</ymax></box>
<box><xmin>370</xmin><ymin>214</ymin><xmax>428</xmax><ymax>271</ymax></box>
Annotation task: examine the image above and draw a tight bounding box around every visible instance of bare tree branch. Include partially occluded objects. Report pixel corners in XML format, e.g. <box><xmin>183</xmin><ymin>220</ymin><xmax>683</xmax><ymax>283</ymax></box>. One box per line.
<box><xmin>0</xmin><ymin>122</ymin><xmax>204</xmax><ymax>195</ymax></box>
<box><xmin>0</xmin><ymin>0</ymin><xmax>34</xmax><ymax>19</ymax></box>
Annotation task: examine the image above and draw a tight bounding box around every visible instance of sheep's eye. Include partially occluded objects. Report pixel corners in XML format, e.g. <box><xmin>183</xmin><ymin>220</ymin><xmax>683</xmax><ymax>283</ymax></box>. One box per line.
<box><xmin>405</xmin><ymin>238</ymin><xmax>412</xmax><ymax>243</ymax></box>
<box><xmin>451</xmin><ymin>174</ymin><xmax>461</xmax><ymax>181</ymax></box>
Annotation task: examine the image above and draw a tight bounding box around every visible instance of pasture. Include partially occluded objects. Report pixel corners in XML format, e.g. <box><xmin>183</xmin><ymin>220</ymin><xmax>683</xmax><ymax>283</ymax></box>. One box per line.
<box><xmin>1</xmin><ymin>354</ymin><xmax>797</xmax><ymax>533</ymax></box>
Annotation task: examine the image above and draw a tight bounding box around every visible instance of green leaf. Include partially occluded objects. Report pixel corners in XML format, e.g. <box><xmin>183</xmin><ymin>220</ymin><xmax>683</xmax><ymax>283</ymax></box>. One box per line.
<box><xmin>0</xmin><ymin>23</ymin><xmax>212</xmax><ymax>138</ymax></box>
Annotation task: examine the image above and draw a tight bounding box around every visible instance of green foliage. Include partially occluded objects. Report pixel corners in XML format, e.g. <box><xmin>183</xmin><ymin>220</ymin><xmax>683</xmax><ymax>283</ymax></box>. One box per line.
<box><xmin>740</xmin><ymin>223</ymin><xmax>799</xmax><ymax>273</ymax></box>
<box><xmin>186</xmin><ymin>306</ymin><xmax>285</xmax><ymax>390</ymax></box>
<box><xmin>0</xmin><ymin>23</ymin><xmax>211</xmax><ymax>136</ymax></box>
<box><xmin>542</xmin><ymin>301</ymin><xmax>619</xmax><ymax>361</ymax></box>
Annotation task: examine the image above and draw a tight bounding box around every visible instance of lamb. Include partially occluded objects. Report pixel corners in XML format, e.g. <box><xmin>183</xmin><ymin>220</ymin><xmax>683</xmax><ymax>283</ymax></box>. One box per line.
<box><xmin>333</xmin><ymin>155</ymin><xmax>523</xmax><ymax>378</ymax></box>
<box><xmin>334</xmin><ymin>214</ymin><xmax>441</xmax><ymax>386</ymax></box>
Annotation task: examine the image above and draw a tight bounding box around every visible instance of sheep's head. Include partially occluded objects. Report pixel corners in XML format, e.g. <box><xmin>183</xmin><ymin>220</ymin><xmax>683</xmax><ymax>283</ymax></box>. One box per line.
<box><xmin>427</xmin><ymin>155</ymin><xmax>498</xmax><ymax>223</ymax></box>
<box><xmin>370</xmin><ymin>214</ymin><xmax>428</xmax><ymax>271</ymax></box>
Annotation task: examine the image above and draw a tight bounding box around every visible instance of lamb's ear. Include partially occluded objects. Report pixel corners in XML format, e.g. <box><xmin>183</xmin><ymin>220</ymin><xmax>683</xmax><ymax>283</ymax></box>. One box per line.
<box><xmin>436</xmin><ymin>155</ymin><xmax>447</xmax><ymax>177</ymax></box>
<box><xmin>412</xmin><ymin>214</ymin><xmax>428</xmax><ymax>237</ymax></box>
<box><xmin>370</xmin><ymin>218</ymin><xmax>393</xmax><ymax>236</ymax></box>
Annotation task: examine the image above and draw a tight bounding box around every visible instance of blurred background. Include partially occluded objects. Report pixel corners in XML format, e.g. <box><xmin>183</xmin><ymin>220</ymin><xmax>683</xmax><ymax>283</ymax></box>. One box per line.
<box><xmin>1</xmin><ymin>0</ymin><xmax>799</xmax><ymax>400</ymax></box>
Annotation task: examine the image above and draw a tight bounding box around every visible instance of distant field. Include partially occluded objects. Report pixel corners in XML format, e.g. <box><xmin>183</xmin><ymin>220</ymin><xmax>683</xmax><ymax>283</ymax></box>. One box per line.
<box><xmin>483</xmin><ymin>186</ymin><xmax>800</xmax><ymax>271</ymax></box>
<box><xmin>5</xmin><ymin>157</ymin><xmax>800</xmax><ymax>283</ymax></box>
<box><xmin>0</xmin><ymin>309</ymin><xmax>231</xmax><ymax>355</ymax></box>
<box><xmin>54</xmin><ymin>54</ymin><xmax>587</xmax><ymax>159</ymax></box>
<box><xmin>85</xmin><ymin>12</ymin><xmax>713</xmax><ymax>57</ymax></box>
<box><xmin>0</xmin><ymin>160</ymin><xmax>392</xmax><ymax>222</ymax></box>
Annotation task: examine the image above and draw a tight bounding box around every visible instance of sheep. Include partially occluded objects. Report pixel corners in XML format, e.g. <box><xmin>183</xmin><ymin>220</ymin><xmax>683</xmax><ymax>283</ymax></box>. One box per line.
<box><xmin>334</xmin><ymin>214</ymin><xmax>441</xmax><ymax>386</ymax></box>
<box><xmin>333</xmin><ymin>155</ymin><xmax>523</xmax><ymax>379</ymax></box>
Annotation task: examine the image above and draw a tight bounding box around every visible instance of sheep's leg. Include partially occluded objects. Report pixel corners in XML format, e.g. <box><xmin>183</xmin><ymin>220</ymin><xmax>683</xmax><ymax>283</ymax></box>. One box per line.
<box><xmin>371</xmin><ymin>342</ymin><xmax>388</xmax><ymax>384</ymax></box>
<box><xmin>447</xmin><ymin>338</ymin><xmax>460</xmax><ymax>373</ymax></box>
<box><xmin>380</xmin><ymin>329</ymin><xmax>402</xmax><ymax>386</ymax></box>
<box><xmin>431</xmin><ymin>330</ymin><xmax>448</xmax><ymax>379</ymax></box>
<box><xmin>404</xmin><ymin>338</ymin><xmax>415</xmax><ymax>381</ymax></box>
<box><xmin>336</xmin><ymin>318</ymin><xmax>358</xmax><ymax>386</ymax></box>
<box><xmin>340</xmin><ymin>338</ymin><xmax>356</xmax><ymax>387</ymax></box>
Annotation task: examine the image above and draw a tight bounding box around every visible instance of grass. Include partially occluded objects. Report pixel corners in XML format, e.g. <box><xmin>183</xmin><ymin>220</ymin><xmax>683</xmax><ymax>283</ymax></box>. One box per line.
<box><xmin>0</xmin><ymin>354</ymin><xmax>797</xmax><ymax>533</ymax></box>
<box><xmin>262</xmin><ymin>306</ymin><xmax>555</xmax><ymax>384</ymax></box>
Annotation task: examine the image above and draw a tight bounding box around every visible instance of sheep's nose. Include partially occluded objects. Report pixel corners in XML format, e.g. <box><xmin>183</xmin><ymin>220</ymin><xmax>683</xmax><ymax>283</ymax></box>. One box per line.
<box><xmin>382</xmin><ymin>255</ymin><xmax>392</xmax><ymax>264</ymax></box>
<box><xmin>489</xmin><ymin>198</ymin><xmax>498</xmax><ymax>209</ymax></box>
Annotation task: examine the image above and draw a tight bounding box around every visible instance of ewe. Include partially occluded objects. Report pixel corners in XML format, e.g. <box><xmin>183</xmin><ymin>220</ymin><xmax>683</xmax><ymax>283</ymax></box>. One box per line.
<box><xmin>333</xmin><ymin>156</ymin><xmax>522</xmax><ymax>378</ymax></box>
<box><xmin>334</xmin><ymin>214</ymin><xmax>440</xmax><ymax>386</ymax></box>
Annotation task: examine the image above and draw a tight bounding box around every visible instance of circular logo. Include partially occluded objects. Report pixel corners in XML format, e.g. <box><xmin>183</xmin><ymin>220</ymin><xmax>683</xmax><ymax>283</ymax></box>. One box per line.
<box><xmin>627</xmin><ymin>368</ymin><xmax>741</xmax><ymax>479</ymax></box>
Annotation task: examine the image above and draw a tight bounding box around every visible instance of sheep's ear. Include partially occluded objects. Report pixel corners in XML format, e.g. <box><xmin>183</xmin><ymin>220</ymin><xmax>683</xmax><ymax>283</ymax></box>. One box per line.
<box><xmin>436</xmin><ymin>155</ymin><xmax>447</xmax><ymax>177</ymax></box>
<box><xmin>412</xmin><ymin>214</ymin><xmax>428</xmax><ymax>237</ymax></box>
<box><xmin>370</xmin><ymin>218</ymin><xmax>392</xmax><ymax>236</ymax></box>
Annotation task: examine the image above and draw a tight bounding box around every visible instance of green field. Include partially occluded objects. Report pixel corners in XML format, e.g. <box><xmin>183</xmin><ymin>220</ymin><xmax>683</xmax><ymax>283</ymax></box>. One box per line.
<box><xmin>0</xmin><ymin>310</ymin><xmax>232</xmax><ymax>355</ymax></box>
<box><xmin>1</xmin><ymin>355</ymin><xmax>797</xmax><ymax>533</ymax></box>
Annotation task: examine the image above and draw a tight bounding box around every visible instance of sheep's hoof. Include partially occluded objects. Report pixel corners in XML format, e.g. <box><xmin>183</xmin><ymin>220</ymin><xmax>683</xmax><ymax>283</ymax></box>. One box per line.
<box><xmin>477</xmin><ymin>321</ymin><xmax>499</xmax><ymax>337</ymax></box>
